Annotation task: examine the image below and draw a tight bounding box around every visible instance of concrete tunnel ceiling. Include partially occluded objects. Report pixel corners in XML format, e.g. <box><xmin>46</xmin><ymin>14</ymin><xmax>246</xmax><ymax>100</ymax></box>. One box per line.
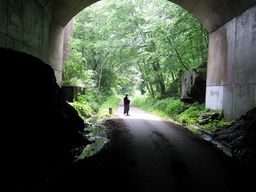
<box><xmin>47</xmin><ymin>0</ymin><xmax>256</xmax><ymax>32</ymax></box>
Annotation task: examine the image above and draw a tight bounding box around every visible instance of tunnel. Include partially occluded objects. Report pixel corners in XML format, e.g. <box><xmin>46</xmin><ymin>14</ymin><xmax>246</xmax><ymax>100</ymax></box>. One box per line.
<box><xmin>0</xmin><ymin>0</ymin><xmax>256</xmax><ymax>191</ymax></box>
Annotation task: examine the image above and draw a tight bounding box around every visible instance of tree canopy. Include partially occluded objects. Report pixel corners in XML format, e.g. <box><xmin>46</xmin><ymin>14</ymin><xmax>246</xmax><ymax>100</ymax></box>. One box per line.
<box><xmin>62</xmin><ymin>0</ymin><xmax>208</xmax><ymax>98</ymax></box>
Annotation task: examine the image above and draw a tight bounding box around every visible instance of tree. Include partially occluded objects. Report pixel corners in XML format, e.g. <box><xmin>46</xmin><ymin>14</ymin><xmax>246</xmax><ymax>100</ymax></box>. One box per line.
<box><xmin>62</xmin><ymin>0</ymin><xmax>208</xmax><ymax>98</ymax></box>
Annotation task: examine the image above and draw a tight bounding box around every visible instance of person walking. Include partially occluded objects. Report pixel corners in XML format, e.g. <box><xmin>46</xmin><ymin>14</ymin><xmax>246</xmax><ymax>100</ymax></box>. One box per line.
<box><xmin>123</xmin><ymin>93</ymin><xmax>130</xmax><ymax>116</ymax></box>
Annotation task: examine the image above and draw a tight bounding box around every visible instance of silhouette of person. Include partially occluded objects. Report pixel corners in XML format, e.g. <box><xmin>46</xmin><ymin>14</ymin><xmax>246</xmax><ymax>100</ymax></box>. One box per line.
<box><xmin>123</xmin><ymin>93</ymin><xmax>130</xmax><ymax>116</ymax></box>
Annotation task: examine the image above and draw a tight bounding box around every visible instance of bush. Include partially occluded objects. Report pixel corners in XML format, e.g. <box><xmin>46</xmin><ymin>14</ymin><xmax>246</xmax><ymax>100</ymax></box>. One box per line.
<box><xmin>134</xmin><ymin>96</ymin><xmax>188</xmax><ymax>116</ymax></box>
<box><xmin>177</xmin><ymin>104</ymin><xmax>205</xmax><ymax>124</ymax></box>
<box><xmin>69</xmin><ymin>101</ymin><xmax>92</xmax><ymax>119</ymax></box>
<box><xmin>133</xmin><ymin>96</ymin><xmax>232</xmax><ymax>134</ymax></box>
<box><xmin>165</xmin><ymin>99</ymin><xmax>188</xmax><ymax>114</ymax></box>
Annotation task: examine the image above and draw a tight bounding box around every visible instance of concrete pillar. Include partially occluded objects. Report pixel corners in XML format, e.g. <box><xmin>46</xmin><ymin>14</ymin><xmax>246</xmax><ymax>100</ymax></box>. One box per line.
<box><xmin>47</xmin><ymin>19</ymin><xmax>73</xmax><ymax>84</ymax></box>
<box><xmin>206</xmin><ymin>5</ymin><xmax>256</xmax><ymax>120</ymax></box>
<box><xmin>47</xmin><ymin>22</ymin><xmax>65</xmax><ymax>84</ymax></box>
<box><xmin>63</xmin><ymin>19</ymin><xmax>74</xmax><ymax>61</ymax></box>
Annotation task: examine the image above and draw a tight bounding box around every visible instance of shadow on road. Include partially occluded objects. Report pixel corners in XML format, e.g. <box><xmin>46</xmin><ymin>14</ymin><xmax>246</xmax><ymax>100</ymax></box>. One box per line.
<box><xmin>43</xmin><ymin>118</ymin><xmax>254</xmax><ymax>192</ymax></box>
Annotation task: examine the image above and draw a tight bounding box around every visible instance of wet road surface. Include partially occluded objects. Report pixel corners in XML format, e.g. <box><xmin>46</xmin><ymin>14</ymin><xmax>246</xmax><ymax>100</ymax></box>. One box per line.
<box><xmin>46</xmin><ymin>105</ymin><xmax>253</xmax><ymax>192</ymax></box>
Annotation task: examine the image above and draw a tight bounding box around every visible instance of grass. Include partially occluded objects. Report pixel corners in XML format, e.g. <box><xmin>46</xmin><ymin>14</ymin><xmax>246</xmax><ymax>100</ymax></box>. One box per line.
<box><xmin>133</xmin><ymin>96</ymin><xmax>232</xmax><ymax>135</ymax></box>
<box><xmin>70</xmin><ymin>94</ymin><xmax>121</xmax><ymax>160</ymax></box>
<box><xmin>98</xmin><ymin>95</ymin><xmax>121</xmax><ymax>119</ymax></box>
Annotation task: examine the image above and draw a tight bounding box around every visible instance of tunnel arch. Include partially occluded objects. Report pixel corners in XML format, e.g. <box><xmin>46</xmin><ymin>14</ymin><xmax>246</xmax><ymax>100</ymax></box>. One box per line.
<box><xmin>51</xmin><ymin>0</ymin><xmax>256</xmax><ymax>32</ymax></box>
<box><xmin>50</xmin><ymin>0</ymin><xmax>256</xmax><ymax>120</ymax></box>
<box><xmin>46</xmin><ymin>0</ymin><xmax>256</xmax><ymax>82</ymax></box>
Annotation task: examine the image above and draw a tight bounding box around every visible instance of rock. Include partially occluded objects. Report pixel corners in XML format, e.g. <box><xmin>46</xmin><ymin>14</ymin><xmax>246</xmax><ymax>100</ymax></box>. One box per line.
<box><xmin>0</xmin><ymin>48</ymin><xmax>89</xmax><ymax>190</ymax></box>
<box><xmin>200</xmin><ymin>113</ymin><xmax>210</xmax><ymax>119</ymax></box>
<box><xmin>210</xmin><ymin>113</ymin><xmax>219</xmax><ymax>120</ymax></box>
<box><xmin>181</xmin><ymin>69</ymin><xmax>206</xmax><ymax>103</ymax></box>
<box><xmin>212</xmin><ymin>107</ymin><xmax>256</xmax><ymax>166</ymax></box>
<box><xmin>199</xmin><ymin>119</ymin><xmax>208</xmax><ymax>125</ymax></box>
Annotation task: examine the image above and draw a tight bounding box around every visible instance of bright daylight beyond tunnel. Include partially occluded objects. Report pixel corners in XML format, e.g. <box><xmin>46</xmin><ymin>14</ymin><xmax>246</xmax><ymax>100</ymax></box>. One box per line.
<box><xmin>62</xmin><ymin>0</ymin><xmax>233</xmax><ymax>159</ymax></box>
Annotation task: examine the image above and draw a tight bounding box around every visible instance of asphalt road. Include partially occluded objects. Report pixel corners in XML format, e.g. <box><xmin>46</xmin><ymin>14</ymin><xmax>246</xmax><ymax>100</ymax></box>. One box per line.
<box><xmin>45</xmin><ymin>105</ymin><xmax>253</xmax><ymax>192</ymax></box>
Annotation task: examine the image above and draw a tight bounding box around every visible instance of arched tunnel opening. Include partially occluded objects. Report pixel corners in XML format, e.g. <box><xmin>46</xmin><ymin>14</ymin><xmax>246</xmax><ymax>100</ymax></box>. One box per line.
<box><xmin>1</xmin><ymin>0</ymin><xmax>256</xmax><ymax>191</ymax></box>
<box><xmin>61</xmin><ymin>0</ymin><xmax>210</xmax><ymax>159</ymax></box>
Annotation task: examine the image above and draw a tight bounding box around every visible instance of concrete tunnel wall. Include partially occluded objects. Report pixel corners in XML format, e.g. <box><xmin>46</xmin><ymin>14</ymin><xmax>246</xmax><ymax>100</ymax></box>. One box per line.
<box><xmin>206</xmin><ymin>5</ymin><xmax>256</xmax><ymax>119</ymax></box>
<box><xmin>0</xmin><ymin>0</ymin><xmax>73</xmax><ymax>83</ymax></box>
<box><xmin>0</xmin><ymin>0</ymin><xmax>255</xmax><ymax>119</ymax></box>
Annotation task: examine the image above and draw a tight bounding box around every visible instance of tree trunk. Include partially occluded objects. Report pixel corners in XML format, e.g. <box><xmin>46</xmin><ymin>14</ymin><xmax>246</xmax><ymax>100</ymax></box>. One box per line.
<box><xmin>152</xmin><ymin>62</ymin><xmax>165</xmax><ymax>97</ymax></box>
<box><xmin>167</xmin><ymin>38</ymin><xmax>189</xmax><ymax>71</ymax></box>
<box><xmin>149</xmin><ymin>83</ymin><xmax>155</xmax><ymax>98</ymax></box>
<box><xmin>97</xmin><ymin>62</ymin><xmax>103</xmax><ymax>92</ymax></box>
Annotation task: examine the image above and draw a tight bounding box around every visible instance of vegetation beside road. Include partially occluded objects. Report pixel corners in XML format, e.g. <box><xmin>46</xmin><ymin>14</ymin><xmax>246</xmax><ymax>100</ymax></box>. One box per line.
<box><xmin>134</xmin><ymin>96</ymin><xmax>232</xmax><ymax>135</ymax></box>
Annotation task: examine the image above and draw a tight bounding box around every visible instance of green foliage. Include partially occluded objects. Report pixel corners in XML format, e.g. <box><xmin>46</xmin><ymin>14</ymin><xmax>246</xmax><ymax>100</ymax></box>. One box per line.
<box><xmin>75</xmin><ymin>93</ymin><xmax>104</xmax><ymax>113</ymax></box>
<box><xmin>165</xmin><ymin>99</ymin><xmax>187</xmax><ymax>114</ymax></box>
<box><xmin>134</xmin><ymin>96</ymin><xmax>232</xmax><ymax>134</ymax></box>
<box><xmin>133</xmin><ymin>95</ymin><xmax>155</xmax><ymax>109</ymax></box>
<box><xmin>165</xmin><ymin>78</ymin><xmax>181</xmax><ymax>97</ymax></box>
<box><xmin>69</xmin><ymin>99</ymin><xmax>92</xmax><ymax>119</ymax></box>
<box><xmin>98</xmin><ymin>95</ymin><xmax>122</xmax><ymax>118</ymax></box>
<box><xmin>177</xmin><ymin>104</ymin><xmax>206</xmax><ymax>124</ymax></box>
<box><xmin>134</xmin><ymin>96</ymin><xmax>188</xmax><ymax>115</ymax></box>
<box><xmin>70</xmin><ymin>93</ymin><xmax>118</xmax><ymax>120</ymax></box>
<box><xmin>72</xmin><ymin>95</ymin><xmax>121</xmax><ymax>160</ymax></box>
<box><xmin>62</xmin><ymin>0</ymin><xmax>208</xmax><ymax>99</ymax></box>
<box><xmin>77</xmin><ymin>138</ymin><xmax>108</xmax><ymax>159</ymax></box>
<box><xmin>62</xmin><ymin>0</ymin><xmax>210</xmax><ymax>137</ymax></box>
<box><xmin>71</xmin><ymin>94</ymin><xmax>121</xmax><ymax>160</ymax></box>
<box><xmin>203</xmin><ymin>120</ymin><xmax>232</xmax><ymax>132</ymax></box>
<box><xmin>77</xmin><ymin>124</ymin><xmax>109</xmax><ymax>159</ymax></box>
<box><xmin>62</xmin><ymin>39</ymin><xmax>86</xmax><ymax>86</ymax></box>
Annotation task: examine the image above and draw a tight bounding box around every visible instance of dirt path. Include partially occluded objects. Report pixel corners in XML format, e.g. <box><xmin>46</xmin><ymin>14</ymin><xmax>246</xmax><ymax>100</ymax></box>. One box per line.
<box><xmin>46</xmin><ymin>105</ymin><xmax>253</xmax><ymax>192</ymax></box>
